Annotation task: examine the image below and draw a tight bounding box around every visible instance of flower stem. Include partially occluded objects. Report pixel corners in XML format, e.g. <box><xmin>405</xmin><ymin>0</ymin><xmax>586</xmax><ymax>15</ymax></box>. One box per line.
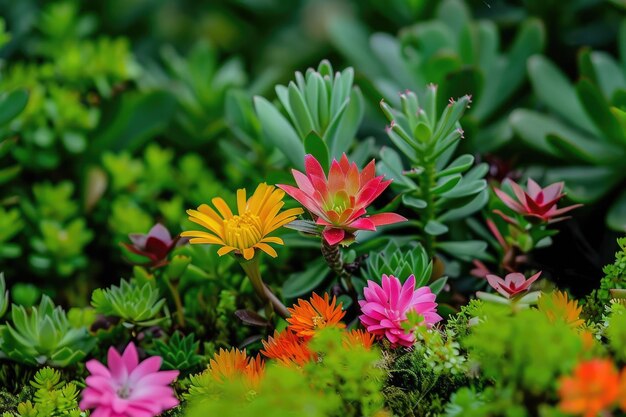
<box><xmin>165</xmin><ymin>280</ymin><xmax>185</xmax><ymax>327</ymax></box>
<box><xmin>239</xmin><ymin>257</ymin><xmax>289</xmax><ymax>320</ymax></box>
<box><xmin>321</xmin><ymin>239</ymin><xmax>358</xmax><ymax>306</ymax></box>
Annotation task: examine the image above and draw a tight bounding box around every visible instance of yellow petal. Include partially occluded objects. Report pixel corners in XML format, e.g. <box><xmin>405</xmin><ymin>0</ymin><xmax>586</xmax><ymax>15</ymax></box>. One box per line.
<box><xmin>266</xmin><ymin>208</ymin><xmax>304</xmax><ymax>233</ymax></box>
<box><xmin>181</xmin><ymin>231</ymin><xmax>224</xmax><ymax>244</ymax></box>
<box><xmin>189</xmin><ymin>237</ymin><xmax>221</xmax><ymax>245</ymax></box>
<box><xmin>186</xmin><ymin>210</ymin><xmax>223</xmax><ymax>236</ymax></box>
<box><xmin>198</xmin><ymin>204</ymin><xmax>223</xmax><ymax>223</ymax></box>
<box><xmin>212</xmin><ymin>197</ymin><xmax>234</xmax><ymax>219</ymax></box>
<box><xmin>242</xmin><ymin>247</ymin><xmax>255</xmax><ymax>260</ymax></box>
<box><xmin>236</xmin><ymin>188</ymin><xmax>247</xmax><ymax>215</ymax></box>
<box><xmin>248</xmin><ymin>183</ymin><xmax>272</xmax><ymax>214</ymax></box>
<box><xmin>254</xmin><ymin>243</ymin><xmax>278</xmax><ymax>257</ymax></box>
<box><xmin>217</xmin><ymin>246</ymin><xmax>237</xmax><ymax>256</ymax></box>
<box><xmin>261</xmin><ymin>236</ymin><xmax>284</xmax><ymax>245</ymax></box>
<box><xmin>258</xmin><ymin>189</ymin><xmax>285</xmax><ymax>220</ymax></box>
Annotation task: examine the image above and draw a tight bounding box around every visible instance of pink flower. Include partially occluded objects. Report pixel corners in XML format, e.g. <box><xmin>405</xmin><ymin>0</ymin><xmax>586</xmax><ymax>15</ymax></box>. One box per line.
<box><xmin>485</xmin><ymin>271</ymin><xmax>542</xmax><ymax>299</ymax></box>
<box><xmin>278</xmin><ymin>154</ymin><xmax>406</xmax><ymax>246</ymax></box>
<box><xmin>494</xmin><ymin>179</ymin><xmax>582</xmax><ymax>224</ymax></box>
<box><xmin>122</xmin><ymin>223</ymin><xmax>180</xmax><ymax>267</ymax></box>
<box><xmin>80</xmin><ymin>342</ymin><xmax>179</xmax><ymax>417</ymax></box>
<box><xmin>359</xmin><ymin>274</ymin><xmax>442</xmax><ymax>348</ymax></box>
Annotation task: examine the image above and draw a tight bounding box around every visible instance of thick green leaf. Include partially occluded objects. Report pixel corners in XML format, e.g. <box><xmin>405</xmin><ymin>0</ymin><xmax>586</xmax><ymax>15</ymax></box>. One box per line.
<box><xmin>510</xmin><ymin>109</ymin><xmax>608</xmax><ymax>158</ymax></box>
<box><xmin>437</xmin><ymin>154</ymin><xmax>474</xmax><ymax>177</ymax></box>
<box><xmin>474</xmin><ymin>19</ymin><xmax>544</xmax><ymax>122</ymax></box>
<box><xmin>328</xmin><ymin>87</ymin><xmax>364</xmax><ymax>159</ymax></box>
<box><xmin>438</xmin><ymin>240</ymin><xmax>488</xmax><ymax>261</ymax></box>
<box><xmin>432</xmin><ymin>174</ymin><xmax>462</xmax><ymax>195</ymax></box>
<box><xmin>283</xmin><ymin>259</ymin><xmax>329</xmax><ymax>298</ymax></box>
<box><xmin>0</xmin><ymin>89</ymin><xmax>28</xmax><ymax>127</ymax></box>
<box><xmin>527</xmin><ymin>56</ymin><xmax>597</xmax><ymax>135</ymax></box>
<box><xmin>288</xmin><ymin>82</ymin><xmax>315</xmax><ymax>138</ymax></box>
<box><xmin>429</xmin><ymin>276</ymin><xmax>448</xmax><ymax>295</ymax></box>
<box><xmin>254</xmin><ymin>96</ymin><xmax>306</xmax><ymax>170</ymax></box>
<box><xmin>425</xmin><ymin>220</ymin><xmax>448</xmax><ymax>236</ymax></box>
<box><xmin>607</xmin><ymin>188</ymin><xmax>626</xmax><ymax>231</ymax></box>
<box><xmin>546</xmin><ymin>133</ymin><xmax>624</xmax><ymax>164</ymax></box>
<box><xmin>544</xmin><ymin>166</ymin><xmax>622</xmax><ymax>203</ymax></box>
<box><xmin>402</xmin><ymin>195</ymin><xmax>427</xmax><ymax>210</ymax></box>
<box><xmin>439</xmin><ymin>188</ymin><xmax>488</xmax><ymax>221</ymax></box>
<box><xmin>589</xmin><ymin>51</ymin><xmax>626</xmax><ymax>98</ymax></box>
<box><xmin>576</xmin><ymin>78</ymin><xmax>626</xmax><ymax>145</ymax></box>
<box><xmin>304</xmin><ymin>132</ymin><xmax>330</xmax><ymax>172</ymax></box>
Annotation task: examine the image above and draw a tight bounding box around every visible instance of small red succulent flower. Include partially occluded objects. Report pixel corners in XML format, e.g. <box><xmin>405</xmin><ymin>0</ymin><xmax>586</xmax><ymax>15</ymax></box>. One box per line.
<box><xmin>122</xmin><ymin>223</ymin><xmax>179</xmax><ymax>267</ymax></box>
<box><xmin>493</xmin><ymin>179</ymin><xmax>582</xmax><ymax>224</ymax></box>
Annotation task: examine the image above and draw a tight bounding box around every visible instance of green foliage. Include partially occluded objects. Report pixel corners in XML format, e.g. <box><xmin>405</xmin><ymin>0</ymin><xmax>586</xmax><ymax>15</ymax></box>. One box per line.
<box><xmin>443</xmin><ymin>387</ymin><xmax>488</xmax><ymax>417</ymax></box>
<box><xmin>379</xmin><ymin>88</ymin><xmax>488</xmax><ymax>259</ymax></box>
<box><xmin>463</xmin><ymin>305</ymin><xmax>583</xmax><ymax>396</ymax></box>
<box><xmin>141</xmin><ymin>41</ymin><xmax>247</xmax><ymax>145</ymax></box>
<box><xmin>91</xmin><ymin>278</ymin><xmax>167</xmax><ymax>327</ymax></box>
<box><xmin>148</xmin><ymin>331</ymin><xmax>202</xmax><ymax>372</ymax></box>
<box><xmin>0</xmin><ymin>274</ymin><xmax>8</xmax><ymax>319</ymax></box>
<box><xmin>584</xmin><ymin>236</ymin><xmax>626</xmax><ymax>320</ymax></box>
<box><xmin>511</xmin><ymin>22</ymin><xmax>626</xmax><ymax>230</ymax></box>
<box><xmin>383</xmin><ymin>328</ymin><xmax>470</xmax><ymax>417</ymax></box>
<box><xmin>330</xmin><ymin>0</ymin><xmax>544</xmax><ymax>152</ymax></box>
<box><xmin>605</xmin><ymin>303</ymin><xmax>626</xmax><ymax>361</ymax></box>
<box><xmin>254</xmin><ymin>60</ymin><xmax>364</xmax><ymax>170</ymax></box>
<box><xmin>0</xmin><ymin>208</ymin><xmax>23</xmax><ymax>261</ymax></box>
<box><xmin>2</xmin><ymin>367</ymin><xmax>83</xmax><ymax>417</ymax></box>
<box><xmin>0</xmin><ymin>296</ymin><xmax>95</xmax><ymax>367</ymax></box>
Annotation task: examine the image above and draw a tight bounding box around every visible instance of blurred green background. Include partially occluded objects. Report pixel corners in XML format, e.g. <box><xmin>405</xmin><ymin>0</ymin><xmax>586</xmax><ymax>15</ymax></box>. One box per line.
<box><xmin>1</xmin><ymin>0</ymin><xmax>625</xmax><ymax>308</ymax></box>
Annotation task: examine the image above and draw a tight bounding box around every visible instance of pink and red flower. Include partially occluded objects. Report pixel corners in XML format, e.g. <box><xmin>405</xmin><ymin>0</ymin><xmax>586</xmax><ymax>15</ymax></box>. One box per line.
<box><xmin>80</xmin><ymin>342</ymin><xmax>179</xmax><ymax>417</ymax></box>
<box><xmin>494</xmin><ymin>179</ymin><xmax>582</xmax><ymax>224</ymax></box>
<box><xmin>485</xmin><ymin>271</ymin><xmax>542</xmax><ymax>299</ymax></box>
<box><xmin>278</xmin><ymin>154</ymin><xmax>406</xmax><ymax>246</ymax></box>
<box><xmin>359</xmin><ymin>274</ymin><xmax>442</xmax><ymax>348</ymax></box>
<box><xmin>122</xmin><ymin>223</ymin><xmax>179</xmax><ymax>267</ymax></box>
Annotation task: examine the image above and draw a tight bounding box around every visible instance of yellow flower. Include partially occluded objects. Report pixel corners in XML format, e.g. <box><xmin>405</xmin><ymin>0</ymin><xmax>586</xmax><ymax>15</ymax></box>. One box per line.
<box><xmin>182</xmin><ymin>183</ymin><xmax>303</xmax><ymax>260</ymax></box>
<box><xmin>538</xmin><ymin>290</ymin><xmax>584</xmax><ymax>328</ymax></box>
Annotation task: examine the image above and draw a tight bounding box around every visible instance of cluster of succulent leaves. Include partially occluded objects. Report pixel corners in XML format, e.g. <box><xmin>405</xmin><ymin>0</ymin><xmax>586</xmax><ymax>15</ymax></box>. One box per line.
<box><xmin>1</xmin><ymin>367</ymin><xmax>82</xmax><ymax>417</ymax></box>
<box><xmin>584</xmin><ymin>236</ymin><xmax>626</xmax><ymax>320</ymax></box>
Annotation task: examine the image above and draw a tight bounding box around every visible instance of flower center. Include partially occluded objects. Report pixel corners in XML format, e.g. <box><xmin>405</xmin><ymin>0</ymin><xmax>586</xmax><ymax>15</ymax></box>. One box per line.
<box><xmin>312</xmin><ymin>315</ymin><xmax>326</xmax><ymax>328</ymax></box>
<box><xmin>117</xmin><ymin>384</ymin><xmax>132</xmax><ymax>399</ymax></box>
<box><xmin>223</xmin><ymin>212</ymin><xmax>263</xmax><ymax>250</ymax></box>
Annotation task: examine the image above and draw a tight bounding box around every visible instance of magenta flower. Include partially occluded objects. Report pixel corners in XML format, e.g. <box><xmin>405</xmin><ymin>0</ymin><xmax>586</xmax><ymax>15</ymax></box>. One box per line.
<box><xmin>80</xmin><ymin>342</ymin><xmax>179</xmax><ymax>417</ymax></box>
<box><xmin>122</xmin><ymin>223</ymin><xmax>179</xmax><ymax>267</ymax></box>
<box><xmin>278</xmin><ymin>154</ymin><xmax>406</xmax><ymax>246</ymax></box>
<box><xmin>494</xmin><ymin>179</ymin><xmax>582</xmax><ymax>224</ymax></box>
<box><xmin>485</xmin><ymin>271</ymin><xmax>542</xmax><ymax>299</ymax></box>
<box><xmin>359</xmin><ymin>274</ymin><xmax>442</xmax><ymax>348</ymax></box>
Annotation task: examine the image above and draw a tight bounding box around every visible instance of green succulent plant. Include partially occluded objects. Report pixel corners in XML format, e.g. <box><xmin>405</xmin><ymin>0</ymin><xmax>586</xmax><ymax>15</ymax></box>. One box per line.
<box><xmin>379</xmin><ymin>88</ymin><xmax>488</xmax><ymax>261</ymax></box>
<box><xmin>363</xmin><ymin>241</ymin><xmax>448</xmax><ymax>294</ymax></box>
<box><xmin>91</xmin><ymin>279</ymin><xmax>167</xmax><ymax>327</ymax></box>
<box><xmin>254</xmin><ymin>59</ymin><xmax>364</xmax><ymax>170</ymax></box>
<box><xmin>0</xmin><ymin>89</ymin><xmax>28</xmax><ymax>186</ymax></box>
<box><xmin>141</xmin><ymin>41</ymin><xmax>247</xmax><ymax>146</ymax></box>
<box><xmin>510</xmin><ymin>21</ymin><xmax>626</xmax><ymax>230</ymax></box>
<box><xmin>148</xmin><ymin>331</ymin><xmax>202</xmax><ymax>372</ymax></box>
<box><xmin>329</xmin><ymin>0</ymin><xmax>544</xmax><ymax>152</ymax></box>
<box><xmin>2</xmin><ymin>367</ymin><xmax>83</xmax><ymax>417</ymax></box>
<box><xmin>0</xmin><ymin>208</ymin><xmax>23</xmax><ymax>261</ymax></box>
<box><xmin>0</xmin><ymin>295</ymin><xmax>95</xmax><ymax>367</ymax></box>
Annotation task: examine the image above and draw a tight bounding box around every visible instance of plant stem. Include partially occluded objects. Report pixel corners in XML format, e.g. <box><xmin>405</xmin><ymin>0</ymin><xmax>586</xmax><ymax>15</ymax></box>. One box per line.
<box><xmin>165</xmin><ymin>280</ymin><xmax>185</xmax><ymax>327</ymax></box>
<box><xmin>420</xmin><ymin>161</ymin><xmax>437</xmax><ymax>259</ymax></box>
<box><xmin>321</xmin><ymin>239</ymin><xmax>358</xmax><ymax>306</ymax></box>
<box><xmin>239</xmin><ymin>257</ymin><xmax>289</xmax><ymax>320</ymax></box>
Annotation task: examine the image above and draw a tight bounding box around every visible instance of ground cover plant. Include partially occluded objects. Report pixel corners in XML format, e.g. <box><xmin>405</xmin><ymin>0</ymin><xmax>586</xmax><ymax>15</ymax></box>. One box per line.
<box><xmin>1</xmin><ymin>0</ymin><xmax>626</xmax><ymax>416</ymax></box>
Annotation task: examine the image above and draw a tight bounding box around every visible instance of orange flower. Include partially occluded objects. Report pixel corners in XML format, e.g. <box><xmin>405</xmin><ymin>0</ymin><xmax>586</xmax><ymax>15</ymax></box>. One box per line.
<box><xmin>342</xmin><ymin>329</ymin><xmax>376</xmax><ymax>350</ymax></box>
<box><xmin>558</xmin><ymin>359</ymin><xmax>620</xmax><ymax>417</ymax></box>
<box><xmin>261</xmin><ymin>330</ymin><xmax>315</xmax><ymax>367</ymax></box>
<box><xmin>286</xmin><ymin>293</ymin><xmax>346</xmax><ymax>338</ymax></box>
<box><xmin>538</xmin><ymin>290</ymin><xmax>584</xmax><ymax>328</ymax></box>
<box><xmin>208</xmin><ymin>347</ymin><xmax>264</xmax><ymax>386</ymax></box>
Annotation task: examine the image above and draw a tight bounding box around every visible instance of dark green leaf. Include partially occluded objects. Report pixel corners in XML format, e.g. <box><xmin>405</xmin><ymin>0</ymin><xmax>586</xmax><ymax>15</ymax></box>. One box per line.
<box><xmin>304</xmin><ymin>132</ymin><xmax>330</xmax><ymax>172</ymax></box>
<box><xmin>0</xmin><ymin>89</ymin><xmax>28</xmax><ymax>127</ymax></box>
